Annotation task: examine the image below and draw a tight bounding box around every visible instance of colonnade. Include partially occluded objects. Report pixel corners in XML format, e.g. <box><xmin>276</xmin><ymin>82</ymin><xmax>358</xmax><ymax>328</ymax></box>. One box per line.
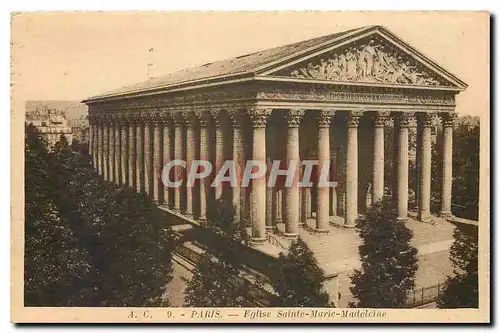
<box><xmin>88</xmin><ymin>108</ymin><xmax>456</xmax><ymax>244</ymax></box>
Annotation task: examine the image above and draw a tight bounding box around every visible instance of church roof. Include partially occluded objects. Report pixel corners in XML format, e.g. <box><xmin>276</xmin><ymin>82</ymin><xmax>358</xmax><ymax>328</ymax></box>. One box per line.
<box><xmin>84</xmin><ymin>25</ymin><xmax>466</xmax><ymax>103</ymax></box>
<box><xmin>84</xmin><ymin>26</ymin><xmax>371</xmax><ymax>101</ymax></box>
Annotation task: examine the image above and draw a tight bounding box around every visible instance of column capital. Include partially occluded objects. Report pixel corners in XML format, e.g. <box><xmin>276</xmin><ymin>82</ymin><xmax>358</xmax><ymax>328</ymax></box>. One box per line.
<box><xmin>247</xmin><ymin>107</ymin><xmax>272</xmax><ymax>128</ymax></box>
<box><xmin>393</xmin><ymin>112</ymin><xmax>415</xmax><ymax>128</ymax></box>
<box><xmin>317</xmin><ymin>110</ymin><xmax>335</xmax><ymax>128</ymax></box>
<box><xmin>185</xmin><ymin>111</ymin><xmax>200</xmax><ymax>126</ymax></box>
<box><xmin>193</xmin><ymin>110</ymin><xmax>212</xmax><ymax>126</ymax></box>
<box><xmin>124</xmin><ymin>112</ymin><xmax>137</xmax><ymax>124</ymax></box>
<box><xmin>210</xmin><ymin>109</ymin><xmax>227</xmax><ymax>125</ymax></box>
<box><xmin>102</xmin><ymin>113</ymin><xmax>113</xmax><ymax>125</ymax></box>
<box><xmin>116</xmin><ymin>114</ymin><xmax>128</xmax><ymax>125</ymax></box>
<box><xmin>149</xmin><ymin>112</ymin><xmax>165</xmax><ymax>126</ymax></box>
<box><xmin>94</xmin><ymin>114</ymin><xmax>103</xmax><ymax>124</ymax></box>
<box><xmin>173</xmin><ymin>111</ymin><xmax>187</xmax><ymax>125</ymax></box>
<box><xmin>139</xmin><ymin>110</ymin><xmax>155</xmax><ymax>124</ymax></box>
<box><xmin>417</xmin><ymin>112</ymin><xmax>436</xmax><ymax>127</ymax></box>
<box><xmin>112</xmin><ymin>114</ymin><xmax>122</xmax><ymax>125</ymax></box>
<box><xmin>373</xmin><ymin>111</ymin><xmax>391</xmax><ymax>127</ymax></box>
<box><xmin>441</xmin><ymin>112</ymin><xmax>458</xmax><ymax>127</ymax></box>
<box><xmin>228</xmin><ymin>108</ymin><xmax>247</xmax><ymax>127</ymax></box>
<box><xmin>157</xmin><ymin>111</ymin><xmax>172</xmax><ymax>125</ymax></box>
<box><xmin>285</xmin><ymin>108</ymin><xmax>305</xmax><ymax>128</ymax></box>
<box><xmin>347</xmin><ymin>111</ymin><xmax>363</xmax><ymax>127</ymax></box>
<box><xmin>88</xmin><ymin>114</ymin><xmax>97</xmax><ymax>125</ymax></box>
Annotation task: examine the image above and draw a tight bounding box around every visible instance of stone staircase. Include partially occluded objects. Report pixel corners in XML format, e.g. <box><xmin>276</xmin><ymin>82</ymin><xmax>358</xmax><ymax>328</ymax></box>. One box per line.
<box><xmin>271</xmin><ymin>213</ymin><xmax>456</xmax><ymax>276</ymax></box>
<box><xmin>414</xmin><ymin>250</ymin><xmax>453</xmax><ymax>289</ymax></box>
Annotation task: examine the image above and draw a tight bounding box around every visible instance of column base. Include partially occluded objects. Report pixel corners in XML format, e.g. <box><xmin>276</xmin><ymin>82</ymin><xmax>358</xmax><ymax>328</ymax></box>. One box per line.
<box><xmin>184</xmin><ymin>212</ymin><xmax>194</xmax><ymax>220</ymax></box>
<box><xmin>344</xmin><ymin>215</ymin><xmax>358</xmax><ymax>228</ymax></box>
<box><xmin>283</xmin><ymin>233</ymin><xmax>299</xmax><ymax>240</ymax></box>
<box><xmin>249</xmin><ymin>237</ymin><xmax>266</xmax><ymax>246</ymax></box>
<box><xmin>417</xmin><ymin>212</ymin><xmax>432</xmax><ymax>222</ymax></box>
<box><xmin>298</xmin><ymin>221</ymin><xmax>306</xmax><ymax>227</ymax></box>
<box><xmin>265</xmin><ymin>225</ymin><xmax>275</xmax><ymax>232</ymax></box>
<box><xmin>439</xmin><ymin>211</ymin><xmax>453</xmax><ymax>220</ymax></box>
<box><xmin>396</xmin><ymin>216</ymin><xmax>409</xmax><ymax>222</ymax></box>
<box><xmin>314</xmin><ymin>228</ymin><xmax>329</xmax><ymax>234</ymax></box>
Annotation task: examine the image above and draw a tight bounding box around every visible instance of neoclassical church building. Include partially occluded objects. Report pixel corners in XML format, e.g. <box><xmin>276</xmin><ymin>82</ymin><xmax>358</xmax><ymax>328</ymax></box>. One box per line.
<box><xmin>83</xmin><ymin>25</ymin><xmax>467</xmax><ymax>306</ymax></box>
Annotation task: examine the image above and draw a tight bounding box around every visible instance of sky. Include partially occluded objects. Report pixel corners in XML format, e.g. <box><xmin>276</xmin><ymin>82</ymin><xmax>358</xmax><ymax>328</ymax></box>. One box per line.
<box><xmin>11</xmin><ymin>11</ymin><xmax>489</xmax><ymax>116</ymax></box>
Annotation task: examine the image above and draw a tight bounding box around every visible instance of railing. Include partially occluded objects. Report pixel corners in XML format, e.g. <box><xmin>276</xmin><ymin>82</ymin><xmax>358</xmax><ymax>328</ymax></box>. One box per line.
<box><xmin>406</xmin><ymin>282</ymin><xmax>443</xmax><ymax>308</ymax></box>
<box><xmin>266</xmin><ymin>233</ymin><xmax>288</xmax><ymax>251</ymax></box>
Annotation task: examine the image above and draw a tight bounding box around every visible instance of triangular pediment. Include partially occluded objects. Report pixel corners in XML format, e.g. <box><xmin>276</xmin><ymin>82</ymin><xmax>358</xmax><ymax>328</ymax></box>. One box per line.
<box><xmin>261</xmin><ymin>27</ymin><xmax>466</xmax><ymax>89</ymax></box>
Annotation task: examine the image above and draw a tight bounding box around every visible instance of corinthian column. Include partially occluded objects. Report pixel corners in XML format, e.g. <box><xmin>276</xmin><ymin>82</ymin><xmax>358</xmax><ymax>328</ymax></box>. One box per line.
<box><xmin>284</xmin><ymin>109</ymin><xmax>304</xmax><ymax>239</ymax></box>
<box><xmin>173</xmin><ymin>112</ymin><xmax>186</xmax><ymax>212</ymax></box>
<box><xmin>127</xmin><ymin>114</ymin><xmax>137</xmax><ymax>189</ymax></box>
<box><xmin>211</xmin><ymin>109</ymin><xmax>226</xmax><ymax>200</ymax></box>
<box><xmin>160</xmin><ymin>112</ymin><xmax>172</xmax><ymax>206</ymax></box>
<box><xmin>266</xmin><ymin>124</ymin><xmax>276</xmax><ymax>231</ymax></box>
<box><xmin>152</xmin><ymin>114</ymin><xmax>162</xmax><ymax>203</ymax></box>
<box><xmin>395</xmin><ymin>112</ymin><xmax>414</xmax><ymax>221</ymax></box>
<box><xmin>97</xmin><ymin>118</ymin><xmax>103</xmax><ymax>175</ymax></box>
<box><xmin>185</xmin><ymin>112</ymin><xmax>196</xmax><ymax>217</ymax></box>
<box><xmin>316</xmin><ymin>110</ymin><xmax>334</xmax><ymax>233</ymax></box>
<box><xmin>110</xmin><ymin>119</ymin><xmax>116</xmax><ymax>183</ymax></box>
<box><xmin>120</xmin><ymin>117</ymin><xmax>128</xmax><ymax>186</ymax></box>
<box><xmin>417</xmin><ymin>113</ymin><xmax>434</xmax><ymax>221</ymax></box>
<box><xmin>95</xmin><ymin>121</ymin><xmax>99</xmax><ymax>171</ymax></box>
<box><xmin>439</xmin><ymin>112</ymin><xmax>457</xmax><ymax>218</ymax></box>
<box><xmin>345</xmin><ymin>111</ymin><xmax>363</xmax><ymax>227</ymax></box>
<box><xmin>88</xmin><ymin>116</ymin><xmax>94</xmax><ymax>165</ymax></box>
<box><xmin>103</xmin><ymin>118</ymin><xmax>110</xmax><ymax>181</ymax></box>
<box><xmin>372</xmin><ymin>111</ymin><xmax>389</xmax><ymax>204</ymax></box>
<box><xmin>114</xmin><ymin>118</ymin><xmax>121</xmax><ymax>185</ymax></box>
<box><xmin>229</xmin><ymin>109</ymin><xmax>246</xmax><ymax>226</ymax></box>
<box><xmin>330</xmin><ymin>121</ymin><xmax>338</xmax><ymax>217</ymax></box>
<box><xmin>197</xmin><ymin>111</ymin><xmax>210</xmax><ymax>220</ymax></box>
<box><xmin>136</xmin><ymin>118</ymin><xmax>144</xmax><ymax>193</ymax></box>
<box><xmin>143</xmin><ymin>116</ymin><xmax>153</xmax><ymax>196</ymax></box>
<box><xmin>247</xmin><ymin>107</ymin><xmax>271</xmax><ymax>244</ymax></box>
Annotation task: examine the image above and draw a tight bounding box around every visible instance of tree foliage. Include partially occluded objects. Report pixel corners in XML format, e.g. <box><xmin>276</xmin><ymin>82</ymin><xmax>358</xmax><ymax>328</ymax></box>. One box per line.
<box><xmin>24</xmin><ymin>127</ymin><xmax>176</xmax><ymax>306</ymax></box>
<box><xmin>438</xmin><ymin>223</ymin><xmax>478</xmax><ymax>308</ymax></box>
<box><xmin>24</xmin><ymin>126</ymin><xmax>96</xmax><ymax>306</ymax></box>
<box><xmin>451</xmin><ymin>119</ymin><xmax>480</xmax><ymax>220</ymax></box>
<box><xmin>184</xmin><ymin>252</ymin><xmax>252</xmax><ymax>307</ymax></box>
<box><xmin>272</xmin><ymin>238</ymin><xmax>330</xmax><ymax>307</ymax></box>
<box><xmin>350</xmin><ymin>200</ymin><xmax>419</xmax><ymax>308</ymax></box>
<box><xmin>184</xmin><ymin>199</ymin><xmax>255</xmax><ymax>307</ymax></box>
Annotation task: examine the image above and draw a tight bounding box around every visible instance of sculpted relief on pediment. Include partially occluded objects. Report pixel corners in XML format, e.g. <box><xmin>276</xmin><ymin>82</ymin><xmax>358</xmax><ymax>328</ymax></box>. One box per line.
<box><xmin>273</xmin><ymin>37</ymin><xmax>453</xmax><ymax>87</ymax></box>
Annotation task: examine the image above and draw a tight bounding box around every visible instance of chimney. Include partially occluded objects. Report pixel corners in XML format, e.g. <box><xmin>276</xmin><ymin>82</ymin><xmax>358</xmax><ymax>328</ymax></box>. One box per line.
<box><xmin>147</xmin><ymin>47</ymin><xmax>155</xmax><ymax>81</ymax></box>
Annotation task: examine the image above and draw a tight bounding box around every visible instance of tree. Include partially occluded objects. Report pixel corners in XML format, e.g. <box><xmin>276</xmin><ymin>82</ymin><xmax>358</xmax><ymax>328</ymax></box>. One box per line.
<box><xmin>350</xmin><ymin>200</ymin><xmax>419</xmax><ymax>308</ymax></box>
<box><xmin>25</xmin><ymin>124</ymin><xmax>177</xmax><ymax>306</ymax></box>
<box><xmin>452</xmin><ymin>119</ymin><xmax>479</xmax><ymax>220</ymax></box>
<box><xmin>438</xmin><ymin>223</ymin><xmax>478</xmax><ymax>308</ymax></box>
<box><xmin>184</xmin><ymin>199</ymin><xmax>255</xmax><ymax>307</ymax></box>
<box><xmin>98</xmin><ymin>188</ymin><xmax>176</xmax><ymax>306</ymax></box>
<box><xmin>55</xmin><ymin>146</ymin><xmax>177</xmax><ymax>306</ymax></box>
<box><xmin>24</xmin><ymin>124</ymin><xmax>95</xmax><ymax>306</ymax></box>
<box><xmin>204</xmin><ymin>197</ymin><xmax>248</xmax><ymax>244</ymax></box>
<box><xmin>184</xmin><ymin>252</ymin><xmax>252</xmax><ymax>307</ymax></box>
<box><xmin>272</xmin><ymin>238</ymin><xmax>330</xmax><ymax>307</ymax></box>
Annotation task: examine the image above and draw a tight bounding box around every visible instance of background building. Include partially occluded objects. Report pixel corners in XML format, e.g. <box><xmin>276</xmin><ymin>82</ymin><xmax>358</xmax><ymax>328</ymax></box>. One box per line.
<box><xmin>25</xmin><ymin>100</ymin><xmax>89</xmax><ymax>146</ymax></box>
